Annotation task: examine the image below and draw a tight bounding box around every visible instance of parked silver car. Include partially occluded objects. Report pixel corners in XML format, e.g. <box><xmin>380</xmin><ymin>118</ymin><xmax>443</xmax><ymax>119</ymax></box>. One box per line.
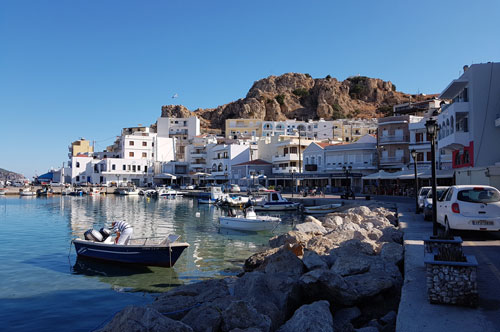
<box><xmin>417</xmin><ymin>187</ymin><xmax>431</xmax><ymax>213</ymax></box>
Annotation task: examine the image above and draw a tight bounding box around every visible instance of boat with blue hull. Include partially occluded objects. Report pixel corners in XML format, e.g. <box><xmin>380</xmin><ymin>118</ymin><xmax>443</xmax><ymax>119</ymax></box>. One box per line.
<box><xmin>73</xmin><ymin>235</ymin><xmax>189</xmax><ymax>268</ymax></box>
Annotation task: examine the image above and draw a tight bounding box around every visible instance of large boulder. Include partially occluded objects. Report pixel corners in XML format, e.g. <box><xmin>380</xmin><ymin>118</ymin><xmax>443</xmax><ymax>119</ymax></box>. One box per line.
<box><xmin>234</xmin><ymin>271</ymin><xmax>302</xmax><ymax>329</ymax></box>
<box><xmin>379</xmin><ymin>242</ymin><xmax>404</xmax><ymax>266</ymax></box>
<box><xmin>294</xmin><ymin>221</ymin><xmax>327</xmax><ymax>235</ymax></box>
<box><xmin>378</xmin><ymin>227</ymin><xmax>403</xmax><ymax>244</ymax></box>
<box><xmin>150</xmin><ymin>279</ymin><xmax>230</xmax><ymax>320</ymax></box>
<box><xmin>221</xmin><ymin>300</ymin><xmax>271</xmax><ymax>332</ymax></box>
<box><xmin>244</xmin><ymin>247</ymin><xmax>280</xmax><ymax>272</ymax></box>
<box><xmin>276</xmin><ymin>300</ymin><xmax>333</xmax><ymax>332</ymax></box>
<box><xmin>269</xmin><ymin>231</ymin><xmax>313</xmax><ymax>249</ymax></box>
<box><xmin>302</xmin><ymin>250</ymin><xmax>328</xmax><ymax>271</ymax></box>
<box><xmin>300</xmin><ymin>269</ymin><xmax>359</xmax><ymax>306</ymax></box>
<box><xmin>97</xmin><ymin>306</ymin><xmax>193</xmax><ymax>332</ymax></box>
<box><xmin>332</xmin><ymin>307</ymin><xmax>362</xmax><ymax>332</ymax></box>
<box><xmin>181</xmin><ymin>297</ymin><xmax>235</xmax><ymax>332</ymax></box>
<box><xmin>306</xmin><ymin>236</ymin><xmax>338</xmax><ymax>255</ymax></box>
<box><xmin>258</xmin><ymin>247</ymin><xmax>305</xmax><ymax>277</ymax></box>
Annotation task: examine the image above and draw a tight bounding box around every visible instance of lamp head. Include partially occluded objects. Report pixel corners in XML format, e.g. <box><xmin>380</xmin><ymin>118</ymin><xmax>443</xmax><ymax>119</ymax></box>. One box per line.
<box><xmin>411</xmin><ymin>149</ymin><xmax>417</xmax><ymax>159</ymax></box>
<box><xmin>425</xmin><ymin>119</ymin><xmax>437</xmax><ymax>136</ymax></box>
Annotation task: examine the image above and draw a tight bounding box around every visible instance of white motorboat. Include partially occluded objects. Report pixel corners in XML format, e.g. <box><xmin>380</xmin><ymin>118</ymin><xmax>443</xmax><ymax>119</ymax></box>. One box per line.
<box><xmin>218</xmin><ymin>208</ymin><xmax>280</xmax><ymax>231</ymax></box>
<box><xmin>253</xmin><ymin>192</ymin><xmax>300</xmax><ymax>211</ymax></box>
<box><xmin>198</xmin><ymin>186</ymin><xmax>228</xmax><ymax>204</ymax></box>
<box><xmin>220</xmin><ymin>195</ymin><xmax>250</xmax><ymax>207</ymax></box>
<box><xmin>116</xmin><ymin>187</ymin><xmax>140</xmax><ymax>195</ymax></box>
<box><xmin>303</xmin><ymin>203</ymin><xmax>343</xmax><ymax>214</ymax></box>
<box><xmin>19</xmin><ymin>188</ymin><xmax>36</xmax><ymax>196</ymax></box>
<box><xmin>157</xmin><ymin>187</ymin><xmax>181</xmax><ymax>198</ymax></box>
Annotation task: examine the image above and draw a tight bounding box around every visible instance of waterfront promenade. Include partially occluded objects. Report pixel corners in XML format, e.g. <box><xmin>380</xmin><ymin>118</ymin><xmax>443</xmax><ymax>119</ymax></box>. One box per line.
<box><xmin>397</xmin><ymin>205</ymin><xmax>500</xmax><ymax>332</ymax></box>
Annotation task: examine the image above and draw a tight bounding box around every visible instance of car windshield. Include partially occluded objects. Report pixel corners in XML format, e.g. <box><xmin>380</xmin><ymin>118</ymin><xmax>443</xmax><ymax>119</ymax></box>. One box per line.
<box><xmin>457</xmin><ymin>188</ymin><xmax>500</xmax><ymax>204</ymax></box>
<box><xmin>419</xmin><ymin>188</ymin><xmax>430</xmax><ymax>196</ymax></box>
<box><xmin>427</xmin><ymin>189</ymin><xmax>447</xmax><ymax>199</ymax></box>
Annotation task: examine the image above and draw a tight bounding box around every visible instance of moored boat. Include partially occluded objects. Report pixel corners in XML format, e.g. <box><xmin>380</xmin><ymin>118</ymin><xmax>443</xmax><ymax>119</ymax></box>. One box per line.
<box><xmin>115</xmin><ymin>186</ymin><xmax>140</xmax><ymax>195</ymax></box>
<box><xmin>303</xmin><ymin>203</ymin><xmax>343</xmax><ymax>214</ymax></box>
<box><xmin>218</xmin><ymin>207</ymin><xmax>280</xmax><ymax>231</ymax></box>
<box><xmin>0</xmin><ymin>189</ymin><xmax>6</xmax><ymax>195</ymax></box>
<box><xmin>253</xmin><ymin>191</ymin><xmax>300</xmax><ymax>211</ymax></box>
<box><xmin>73</xmin><ymin>231</ymin><xmax>189</xmax><ymax>268</ymax></box>
<box><xmin>19</xmin><ymin>188</ymin><xmax>36</xmax><ymax>196</ymax></box>
<box><xmin>198</xmin><ymin>186</ymin><xmax>228</xmax><ymax>204</ymax></box>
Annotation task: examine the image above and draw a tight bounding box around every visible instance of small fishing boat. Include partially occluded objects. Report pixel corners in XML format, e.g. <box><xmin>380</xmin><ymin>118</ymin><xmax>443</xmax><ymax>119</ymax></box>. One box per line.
<box><xmin>19</xmin><ymin>188</ymin><xmax>36</xmax><ymax>196</ymax></box>
<box><xmin>198</xmin><ymin>186</ymin><xmax>228</xmax><ymax>204</ymax></box>
<box><xmin>218</xmin><ymin>195</ymin><xmax>250</xmax><ymax>207</ymax></box>
<box><xmin>253</xmin><ymin>192</ymin><xmax>300</xmax><ymax>211</ymax></box>
<box><xmin>303</xmin><ymin>203</ymin><xmax>343</xmax><ymax>214</ymax></box>
<box><xmin>218</xmin><ymin>207</ymin><xmax>280</xmax><ymax>231</ymax></box>
<box><xmin>73</xmin><ymin>230</ymin><xmax>189</xmax><ymax>268</ymax></box>
<box><xmin>36</xmin><ymin>186</ymin><xmax>54</xmax><ymax>197</ymax></box>
<box><xmin>0</xmin><ymin>189</ymin><xmax>6</xmax><ymax>195</ymax></box>
<box><xmin>115</xmin><ymin>187</ymin><xmax>140</xmax><ymax>195</ymax></box>
<box><xmin>158</xmin><ymin>187</ymin><xmax>181</xmax><ymax>198</ymax></box>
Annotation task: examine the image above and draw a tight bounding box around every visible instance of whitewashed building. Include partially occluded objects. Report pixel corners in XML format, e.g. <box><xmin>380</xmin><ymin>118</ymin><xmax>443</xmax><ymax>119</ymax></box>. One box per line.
<box><xmin>438</xmin><ymin>62</ymin><xmax>500</xmax><ymax>188</ymax></box>
<box><xmin>157</xmin><ymin>116</ymin><xmax>200</xmax><ymax>161</ymax></box>
<box><xmin>207</xmin><ymin>143</ymin><xmax>250</xmax><ymax>183</ymax></box>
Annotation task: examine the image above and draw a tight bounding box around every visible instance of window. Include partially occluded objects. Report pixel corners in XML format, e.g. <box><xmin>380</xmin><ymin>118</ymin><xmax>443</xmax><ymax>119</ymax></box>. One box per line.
<box><xmin>129</xmin><ymin>141</ymin><xmax>134</xmax><ymax>146</ymax></box>
<box><xmin>127</xmin><ymin>165</ymin><xmax>131</xmax><ymax>171</ymax></box>
<box><xmin>138</xmin><ymin>165</ymin><xmax>141</xmax><ymax>171</ymax></box>
<box><xmin>122</xmin><ymin>165</ymin><xmax>126</xmax><ymax>171</ymax></box>
<box><xmin>415</xmin><ymin>132</ymin><xmax>423</xmax><ymax>142</ymax></box>
<box><xmin>76</xmin><ymin>176</ymin><xmax>80</xmax><ymax>181</ymax></box>
<box><xmin>144</xmin><ymin>166</ymin><xmax>147</xmax><ymax>172</ymax></box>
<box><xmin>426</xmin><ymin>152</ymin><xmax>432</xmax><ymax>161</ymax></box>
<box><xmin>142</xmin><ymin>142</ymin><xmax>147</xmax><ymax>146</ymax></box>
<box><xmin>318</xmin><ymin>156</ymin><xmax>322</xmax><ymax>165</ymax></box>
<box><xmin>112</xmin><ymin>164</ymin><xmax>116</xmax><ymax>170</ymax></box>
<box><xmin>417</xmin><ymin>152</ymin><xmax>424</xmax><ymax>162</ymax></box>
<box><xmin>132</xmin><ymin>165</ymin><xmax>136</xmax><ymax>172</ymax></box>
<box><xmin>142</xmin><ymin>152</ymin><xmax>147</xmax><ymax>158</ymax></box>
<box><xmin>290</xmin><ymin>147</ymin><xmax>298</xmax><ymax>154</ymax></box>
<box><xmin>76</xmin><ymin>162</ymin><xmax>80</xmax><ymax>168</ymax></box>
<box><xmin>129</xmin><ymin>152</ymin><xmax>134</xmax><ymax>157</ymax></box>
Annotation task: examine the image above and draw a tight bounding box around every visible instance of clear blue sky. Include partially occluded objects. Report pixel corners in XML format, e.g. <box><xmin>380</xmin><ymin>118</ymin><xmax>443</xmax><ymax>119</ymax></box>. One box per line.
<box><xmin>1</xmin><ymin>0</ymin><xmax>499</xmax><ymax>178</ymax></box>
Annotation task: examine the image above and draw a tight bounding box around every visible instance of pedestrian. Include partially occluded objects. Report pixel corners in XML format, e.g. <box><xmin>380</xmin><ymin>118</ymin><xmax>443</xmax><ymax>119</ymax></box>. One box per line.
<box><xmin>111</xmin><ymin>221</ymin><xmax>133</xmax><ymax>245</ymax></box>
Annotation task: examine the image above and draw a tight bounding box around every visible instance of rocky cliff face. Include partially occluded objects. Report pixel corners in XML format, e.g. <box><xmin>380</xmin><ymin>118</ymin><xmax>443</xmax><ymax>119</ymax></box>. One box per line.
<box><xmin>0</xmin><ymin>168</ymin><xmax>25</xmax><ymax>181</ymax></box>
<box><xmin>161</xmin><ymin>73</ymin><xmax>430</xmax><ymax>131</ymax></box>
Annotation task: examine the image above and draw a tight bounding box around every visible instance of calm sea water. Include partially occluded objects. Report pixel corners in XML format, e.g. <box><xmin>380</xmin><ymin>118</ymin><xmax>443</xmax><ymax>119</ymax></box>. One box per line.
<box><xmin>0</xmin><ymin>195</ymin><xmax>300</xmax><ymax>332</ymax></box>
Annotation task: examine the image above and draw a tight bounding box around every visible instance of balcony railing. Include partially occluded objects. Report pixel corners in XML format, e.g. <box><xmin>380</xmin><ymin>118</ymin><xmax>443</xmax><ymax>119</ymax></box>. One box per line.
<box><xmin>379</xmin><ymin>135</ymin><xmax>409</xmax><ymax>144</ymax></box>
<box><xmin>305</xmin><ymin>164</ymin><xmax>318</xmax><ymax>171</ymax></box>
<box><xmin>379</xmin><ymin>156</ymin><xmax>405</xmax><ymax>164</ymax></box>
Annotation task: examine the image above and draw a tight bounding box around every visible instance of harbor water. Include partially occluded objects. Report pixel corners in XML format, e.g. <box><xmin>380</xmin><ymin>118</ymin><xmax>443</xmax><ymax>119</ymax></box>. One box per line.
<box><xmin>0</xmin><ymin>195</ymin><xmax>301</xmax><ymax>331</ymax></box>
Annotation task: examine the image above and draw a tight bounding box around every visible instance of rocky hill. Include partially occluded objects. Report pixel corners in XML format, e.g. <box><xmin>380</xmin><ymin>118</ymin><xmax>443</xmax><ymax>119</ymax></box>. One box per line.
<box><xmin>161</xmin><ymin>73</ymin><xmax>433</xmax><ymax>131</ymax></box>
<box><xmin>0</xmin><ymin>168</ymin><xmax>25</xmax><ymax>181</ymax></box>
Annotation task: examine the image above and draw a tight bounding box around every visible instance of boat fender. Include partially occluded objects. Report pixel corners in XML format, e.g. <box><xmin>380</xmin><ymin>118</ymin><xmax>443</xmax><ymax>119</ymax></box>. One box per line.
<box><xmin>99</xmin><ymin>227</ymin><xmax>112</xmax><ymax>241</ymax></box>
<box><xmin>84</xmin><ymin>229</ymin><xmax>104</xmax><ymax>242</ymax></box>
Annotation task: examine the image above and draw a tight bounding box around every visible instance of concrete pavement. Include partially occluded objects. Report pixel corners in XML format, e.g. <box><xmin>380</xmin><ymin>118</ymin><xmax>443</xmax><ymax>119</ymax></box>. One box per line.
<box><xmin>396</xmin><ymin>205</ymin><xmax>500</xmax><ymax>332</ymax></box>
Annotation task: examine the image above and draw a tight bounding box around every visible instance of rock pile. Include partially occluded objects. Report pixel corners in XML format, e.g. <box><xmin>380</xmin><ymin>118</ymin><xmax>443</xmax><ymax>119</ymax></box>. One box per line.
<box><xmin>98</xmin><ymin>205</ymin><xmax>403</xmax><ymax>332</ymax></box>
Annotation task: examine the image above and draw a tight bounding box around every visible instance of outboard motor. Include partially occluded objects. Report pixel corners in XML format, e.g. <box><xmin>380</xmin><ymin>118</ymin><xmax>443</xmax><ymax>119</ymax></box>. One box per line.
<box><xmin>84</xmin><ymin>229</ymin><xmax>104</xmax><ymax>242</ymax></box>
<box><xmin>99</xmin><ymin>227</ymin><xmax>112</xmax><ymax>241</ymax></box>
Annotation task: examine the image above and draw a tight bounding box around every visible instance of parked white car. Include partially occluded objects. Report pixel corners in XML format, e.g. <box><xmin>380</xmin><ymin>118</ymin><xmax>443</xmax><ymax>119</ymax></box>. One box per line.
<box><xmin>417</xmin><ymin>186</ymin><xmax>431</xmax><ymax>213</ymax></box>
<box><xmin>423</xmin><ymin>186</ymin><xmax>449</xmax><ymax>221</ymax></box>
<box><xmin>437</xmin><ymin>185</ymin><xmax>500</xmax><ymax>232</ymax></box>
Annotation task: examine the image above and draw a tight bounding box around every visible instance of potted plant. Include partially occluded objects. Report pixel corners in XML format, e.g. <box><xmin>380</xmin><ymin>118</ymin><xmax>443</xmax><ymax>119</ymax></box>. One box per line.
<box><xmin>424</xmin><ymin>246</ymin><xmax>478</xmax><ymax>307</ymax></box>
<box><xmin>423</xmin><ymin>234</ymin><xmax>463</xmax><ymax>254</ymax></box>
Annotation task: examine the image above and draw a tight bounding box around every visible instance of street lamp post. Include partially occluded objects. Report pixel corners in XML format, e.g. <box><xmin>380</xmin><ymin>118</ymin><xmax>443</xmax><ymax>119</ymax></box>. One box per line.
<box><xmin>411</xmin><ymin>149</ymin><xmax>419</xmax><ymax>213</ymax></box>
<box><xmin>425</xmin><ymin>119</ymin><xmax>439</xmax><ymax>236</ymax></box>
<box><xmin>342</xmin><ymin>165</ymin><xmax>352</xmax><ymax>198</ymax></box>
<box><xmin>289</xmin><ymin>169</ymin><xmax>295</xmax><ymax>197</ymax></box>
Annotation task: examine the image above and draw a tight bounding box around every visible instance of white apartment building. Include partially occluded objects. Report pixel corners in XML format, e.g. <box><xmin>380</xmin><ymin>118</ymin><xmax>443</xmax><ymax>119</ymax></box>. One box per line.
<box><xmin>270</xmin><ymin>135</ymin><xmax>323</xmax><ymax>174</ymax></box>
<box><xmin>207</xmin><ymin>143</ymin><xmax>250</xmax><ymax>183</ymax></box>
<box><xmin>157</xmin><ymin>116</ymin><xmax>200</xmax><ymax>161</ymax></box>
<box><xmin>438</xmin><ymin>62</ymin><xmax>500</xmax><ymax>188</ymax></box>
<box><xmin>185</xmin><ymin>135</ymin><xmax>218</xmax><ymax>173</ymax></box>
<box><xmin>408</xmin><ymin>118</ymin><xmax>433</xmax><ymax>169</ymax></box>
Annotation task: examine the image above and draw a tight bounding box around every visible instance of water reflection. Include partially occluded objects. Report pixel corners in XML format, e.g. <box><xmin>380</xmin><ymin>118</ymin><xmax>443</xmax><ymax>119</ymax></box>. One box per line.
<box><xmin>62</xmin><ymin>195</ymin><xmax>301</xmax><ymax>288</ymax></box>
<box><xmin>72</xmin><ymin>258</ymin><xmax>183</xmax><ymax>293</ymax></box>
